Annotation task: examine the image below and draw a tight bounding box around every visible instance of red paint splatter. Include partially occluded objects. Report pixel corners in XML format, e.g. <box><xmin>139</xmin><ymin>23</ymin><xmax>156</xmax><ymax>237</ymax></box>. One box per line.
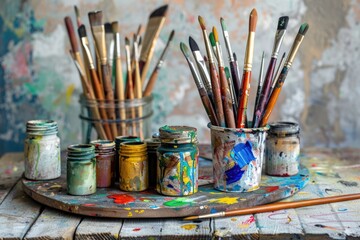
<box><xmin>311</xmin><ymin>163</ymin><xmax>317</xmax><ymax>167</ymax></box>
<box><xmin>264</xmin><ymin>186</ymin><xmax>279</xmax><ymax>192</ymax></box>
<box><xmin>82</xmin><ymin>203</ymin><xmax>96</xmax><ymax>207</ymax></box>
<box><xmin>107</xmin><ymin>194</ymin><xmax>136</xmax><ymax>204</ymax></box>
<box><xmin>4</xmin><ymin>169</ymin><xmax>12</xmax><ymax>175</ymax></box>
<box><xmin>133</xmin><ymin>228</ymin><xmax>141</xmax><ymax>232</ymax></box>
<box><xmin>242</xmin><ymin>215</ymin><xmax>255</xmax><ymax>225</ymax></box>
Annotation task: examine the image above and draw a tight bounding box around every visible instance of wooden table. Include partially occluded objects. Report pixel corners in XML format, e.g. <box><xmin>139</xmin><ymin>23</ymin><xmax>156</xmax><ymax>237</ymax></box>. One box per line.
<box><xmin>1</xmin><ymin>148</ymin><xmax>360</xmax><ymax>239</ymax></box>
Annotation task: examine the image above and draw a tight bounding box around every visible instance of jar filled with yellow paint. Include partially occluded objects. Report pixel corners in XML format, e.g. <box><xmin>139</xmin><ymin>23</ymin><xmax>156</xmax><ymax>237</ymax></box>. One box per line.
<box><xmin>157</xmin><ymin>126</ymin><xmax>199</xmax><ymax>196</ymax></box>
<box><xmin>119</xmin><ymin>142</ymin><xmax>148</xmax><ymax>191</ymax></box>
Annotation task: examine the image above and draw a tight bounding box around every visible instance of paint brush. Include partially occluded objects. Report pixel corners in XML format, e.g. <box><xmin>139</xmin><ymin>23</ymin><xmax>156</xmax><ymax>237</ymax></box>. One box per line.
<box><xmin>133</xmin><ymin>33</ymin><xmax>144</xmax><ymax>139</ymax></box>
<box><xmin>209</xmin><ymin>32</ymin><xmax>218</xmax><ymax>61</ymax></box>
<box><xmin>112</xmin><ymin>21</ymin><xmax>126</xmax><ymax>135</ymax></box>
<box><xmin>198</xmin><ymin>16</ymin><xmax>225</xmax><ymax>127</ymax></box>
<box><xmin>183</xmin><ymin>192</ymin><xmax>360</xmax><ymax>220</ymax></box>
<box><xmin>236</xmin><ymin>9</ymin><xmax>258</xmax><ymax>128</ymax></box>
<box><xmin>139</xmin><ymin>5</ymin><xmax>168</xmax><ymax>83</ymax></box>
<box><xmin>252</xmin><ymin>16</ymin><xmax>288</xmax><ymax>128</ymax></box>
<box><xmin>188</xmin><ymin>36</ymin><xmax>214</xmax><ymax>108</ymax></box>
<box><xmin>269</xmin><ymin>52</ymin><xmax>286</xmax><ymax>99</ymax></box>
<box><xmin>260</xmin><ymin>23</ymin><xmax>309</xmax><ymax>126</ymax></box>
<box><xmin>225</xmin><ymin>67</ymin><xmax>237</xmax><ymax>119</ymax></box>
<box><xmin>88</xmin><ymin>11</ymin><xmax>117</xmax><ymax>138</ymax></box>
<box><xmin>180</xmin><ymin>42</ymin><xmax>219</xmax><ymax>126</ymax></box>
<box><xmin>213</xmin><ymin>26</ymin><xmax>235</xmax><ymax>128</ymax></box>
<box><xmin>220</xmin><ymin>17</ymin><xmax>241</xmax><ymax>100</ymax></box>
<box><xmin>74</xmin><ymin>5</ymin><xmax>82</xmax><ymax>27</ymax></box>
<box><xmin>105</xmin><ymin>22</ymin><xmax>114</xmax><ymax>71</ymax></box>
<box><xmin>78</xmin><ymin>24</ymin><xmax>112</xmax><ymax>139</ymax></box>
<box><xmin>252</xmin><ymin>51</ymin><xmax>265</xmax><ymax>124</ymax></box>
<box><xmin>143</xmin><ymin>30</ymin><xmax>175</xmax><ymax>97</ymax></box>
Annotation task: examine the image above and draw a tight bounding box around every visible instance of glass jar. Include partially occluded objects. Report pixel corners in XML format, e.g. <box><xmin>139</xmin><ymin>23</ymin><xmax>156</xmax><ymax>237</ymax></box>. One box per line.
<box><xmin>24</xmin><ymin>120</ymin><xmax>60</xmax><ymax>180</ymax></box>
<box><xmin>79</xmin><ymin>95</ymin><xmax>153</xmax><ymax>142</ymax></box>
<box><xmin>157</xmin><ymin>126</ymin><xmax>199</xmax><ymax>196</ymax></box>
<box><xmin>144</xmin><ymin>132</ymin><xmax>161</xmax><ymax>188</ymax></box>
<box><xmin>67</xmin><ymin>144</ymin><xmax>96</xmax><ymax>195</ymax></box>
<box><xmin>119</xmin><ymin>142</ymin><xmax>148</xmax><ymax>191</ymax></box>
<box><xmin>90</xmin><ymin>140</ymin><xmax>115</xmax><ymax>188</ymax></box>
<box><xmin>265</xmin><ymin>122</ymin><xmax>300</xmax><ymax>176</ymax></box>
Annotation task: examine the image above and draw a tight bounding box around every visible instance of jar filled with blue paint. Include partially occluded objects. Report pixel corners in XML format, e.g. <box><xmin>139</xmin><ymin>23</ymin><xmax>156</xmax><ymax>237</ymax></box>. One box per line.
<box><xmin>24</xmin><ymin>120</ymin><xmax>61</xmax><ymax>180</ymax></box>
<box><xmin>157</xmin><ymin>126</ymin><xmax>199</xmax><ymax>196</ymax></box>
<box><xmin>265</xmin><ymin>122</ymin><xmax>300</xmax><ymax>176</ymax></box>
<box><xmin>67</xmin><ymin>144</ymin><xmax>96</xmax><ymax>195</ymax></box>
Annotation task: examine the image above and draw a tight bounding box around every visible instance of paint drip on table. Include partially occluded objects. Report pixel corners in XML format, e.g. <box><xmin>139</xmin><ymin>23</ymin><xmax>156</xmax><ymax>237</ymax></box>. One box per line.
<box><xmin>209</xmin><ymin>123</ymin><xmax>268</xmax><ymax>192</ymax></box>
<box><xmin>157</xmin><ymin>126</ymin><xmax>199</xmax><ymax>196</ymax></box>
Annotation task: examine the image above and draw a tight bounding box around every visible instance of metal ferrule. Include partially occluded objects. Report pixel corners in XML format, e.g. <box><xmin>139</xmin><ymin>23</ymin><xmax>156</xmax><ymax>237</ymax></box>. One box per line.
<box><xmin>134</xmin><ymin>42</ymin><xmax>139</xmax><ymax>60</ymax></box>
<box><xmin>271</xmin><ymin>29</ymin><xmax>286</xmax><ymax>58</ymax></box>
<box><xmin>215</xmin><ymin>42</ymin><xmax>224</xmax><ymax>67</ymax></box>
<box><xmin>224</xmin><ymin>31</ymin><xmax>234</xmax><ymax>61</ymax></box>
<box><xmin>157</xmin><ymin>59</ymin><xmax>164</xmax><ymax>69</ymax></box>
<box><xmin>203</xmin><ymin>30</ymin><xmax>214</xmax><ymax>63</ymax></box>
<box><xmin>187</xmin><ymin>59</ymin><xmax>204</xmax><ymax>90</ymax></box>
<box><xmin>82</xmin><ymin>38</ymin><xmax>95</xmax><ymax>69</ymax></box>
<box><xmin>125</xmin><ymin>46</ymin><xmax>131</xmax><ymax>70</ymax></box>
<box><xmin>285</xmin><ymin>34</ymin><xmax>304</xmax><ymax>68</ymax></box>
<box><xmin>244</xmin><ymin>32</ymin><xmax>255</xmax><ymax>71</ymax></box>
<box><xmin>115</xmin><ymin>33</ymin><xmax>121</xmax><ymax>57</ymax></box>
<box><xmin>193</xmin><ymin>51</ymin><xmax>212</xmax><ymax>94</ymax></box>
<box><xmin>198</xmin><ymin>211</ymin><xmax>226</xmax><ymax>219</ymax></box>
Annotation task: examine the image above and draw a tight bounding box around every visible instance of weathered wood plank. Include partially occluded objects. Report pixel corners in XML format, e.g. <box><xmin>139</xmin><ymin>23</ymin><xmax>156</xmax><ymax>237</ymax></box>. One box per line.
<box><xmin>75</xmin><ymin>218</ymin><xmax>123</xmax><ymax>240</ymax></box>
<box><xmin>24</xmin><ymin>208</ymin><xmax>82</xmax><ymax>240</ymax></box>
<box><xmin>0</xmin><ymin>181</ymin><xmax>42</xmax><ymax>239</ymax></box>
<box><xmin>0</xmin><ymin>153</ymin><xmax>24</xmax><ymax>204</ymax></box>
<box><xmin>212</xmin><ymin>215</ymin><xmax>259</xmax><ymax>239</ymax></box>
<box><xmin>161</xmin><ymin>219</ymin><xmax>211</xmax><ymax>240</ymax></box>
<box><xmin>119</xmin><ymin>219</ymin><xmax>164</xmax><ymax>240</ymax></box>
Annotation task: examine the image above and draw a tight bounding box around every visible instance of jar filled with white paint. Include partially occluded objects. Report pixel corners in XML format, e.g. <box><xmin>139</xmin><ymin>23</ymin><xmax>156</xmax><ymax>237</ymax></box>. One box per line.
<box><xmin>79</xmin><ymin>95</ymin><xmax>153</xmax><ymax>142</ymax></box>
<box><xmin>24</xmin><ymin>120</ymin><xmax>61</xmax><ymax>180</ymax></box>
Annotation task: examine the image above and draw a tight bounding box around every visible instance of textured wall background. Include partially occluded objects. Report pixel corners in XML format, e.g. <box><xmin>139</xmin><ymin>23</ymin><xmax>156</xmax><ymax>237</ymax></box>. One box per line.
<box><xmin>1</xmin><ymin>0</ymin><xmax>359</xmax><ymax>154</ymax></box>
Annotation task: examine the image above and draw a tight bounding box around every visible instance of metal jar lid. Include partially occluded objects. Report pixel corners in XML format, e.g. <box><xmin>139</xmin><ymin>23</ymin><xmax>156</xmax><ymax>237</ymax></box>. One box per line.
<box><xmin>268</xmin><ymin>122</ymin><xmax>300</xmax><ymax>137</ymax></box>
<box><xmin>159</xmin><ymin>125</ymin><xmax>198</xmax><ymax>144</ymax></box>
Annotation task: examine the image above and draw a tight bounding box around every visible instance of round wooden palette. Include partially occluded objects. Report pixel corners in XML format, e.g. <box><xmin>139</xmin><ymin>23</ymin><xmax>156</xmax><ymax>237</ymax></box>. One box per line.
<box><xmin>22</xmin><ymin>155</ymin><xmax>309</xmax><ymax>218</ymax></box>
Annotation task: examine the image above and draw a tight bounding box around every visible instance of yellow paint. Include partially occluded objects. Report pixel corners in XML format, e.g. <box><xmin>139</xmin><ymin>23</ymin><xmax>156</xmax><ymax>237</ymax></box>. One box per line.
<box><xmin>297</xmin><ymin>191</ymin><xmax>309</xmax><ymax>195</ymax></box>
<box><xmin>231</xmin><ymin>218</ymin><xmax>237</xmax><ymax>222</ymax></box>
<box><xmin>127</xmin><ymin>211</ymin><xmax>133</xmax><ymax>217</ymax></box>
<box><xmin>209</xmin><ymin>196</ymin><xmax>238</xmax><ymax>205</ymax></box>
<box><xmin>65</xmin><ymin>84</ymin><xmax>75</xmax><ymax>104</ymax></box>
<box><xmin>238</xmin><ymin>224</ymin><xmax>250</xmax><ymax>229</ymax></box>
<box><xmin>135</xmin><ymin>209</ymin><xmax>145</xmax><ymax>214</ymax></box>
<box><xmin>124</xmin><ymin>207</ymin><xmax>131</xmax><ymax>210</ymax></box>
<box><xmin>181</xmin><ymin>224</ymin><xmax>197</xmax><ymax>230</ymax></box>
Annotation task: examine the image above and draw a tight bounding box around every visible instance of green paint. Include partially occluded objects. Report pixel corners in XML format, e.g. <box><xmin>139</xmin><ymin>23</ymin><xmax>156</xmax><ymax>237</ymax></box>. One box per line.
<box><xmin>163</xmin><ymin>197</ymin><xmax>194</xmax><ymax>207</ymax></box>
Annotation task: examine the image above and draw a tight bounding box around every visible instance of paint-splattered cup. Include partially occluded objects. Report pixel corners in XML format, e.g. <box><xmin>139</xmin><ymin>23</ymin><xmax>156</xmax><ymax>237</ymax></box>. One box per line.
<box><xmin>208</xmin><ymin>123</ymin><xmax>269</xmax><ymax>192</ymax></box>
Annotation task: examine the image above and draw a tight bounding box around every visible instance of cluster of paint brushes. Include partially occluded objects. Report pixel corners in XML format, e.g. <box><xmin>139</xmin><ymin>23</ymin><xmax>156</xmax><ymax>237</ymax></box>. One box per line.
<box><xmin>64</xmin><ymin>5</ymin><xmax>174</xmax><ymax>140</ymax></box>
<box><xmin>181</xmin><ymin>9</ymin><xmax>309</xmax><ymax>129</ymax></box>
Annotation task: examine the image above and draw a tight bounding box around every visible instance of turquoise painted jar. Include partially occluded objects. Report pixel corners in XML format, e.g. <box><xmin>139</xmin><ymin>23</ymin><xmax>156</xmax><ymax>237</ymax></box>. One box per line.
<box><xmin>157</xmin><ymin>126</ymin><xmax>199</xmax><ymax>196</ymax></box>
<box><xmin>67</xmin><ymin>144</ymin><xmax>96</xmax><ymax>195</ymax></box>
<box><xmin>24</xmin><ymin>120</ymin><xmax>61</xmax><ymax>180</ymax></box>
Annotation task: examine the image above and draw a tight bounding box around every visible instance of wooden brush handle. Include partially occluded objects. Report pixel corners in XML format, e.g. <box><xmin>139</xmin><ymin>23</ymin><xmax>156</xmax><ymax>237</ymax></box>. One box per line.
<box><xmin>143</xmin><ymin>68</ymin><xmax>158</xmax><ymax>97</ymax></box>
<box><xmin>260</xmin><ymin>66</ymin><xmax>289</xmax><ymax>126</ymax></box>
<box><xmin>236</xmin><ymin>71</ymin><xmax>251</xmax><ymax>128</ymax></box>
<box><xmin>198</xmin><ymin>88</ymin><xmax>219</xmax><ymax>126</ymax></box>
<box><xmin>229</xmin><ymin>61</ymin><xmax>241</xmax><ymax>100</ymax></box>
<box><xmin>219</xmin><ymin>67</ymin><xmax>235</xmax><ymax>128</ymax></box>
<box><xmin>253</xmin><ymin>57</ymin><xmax>276</xmax><ymax>128</ymax></box>
<box><xmin>209</xmin><ymin>63</ymin><xmax>225</xmax><ymax>127</ymax></box>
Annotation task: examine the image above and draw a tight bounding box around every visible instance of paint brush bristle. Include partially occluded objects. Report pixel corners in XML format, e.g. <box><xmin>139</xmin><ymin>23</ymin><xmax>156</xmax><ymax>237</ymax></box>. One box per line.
<box><xmin>78</xmin><ymin>24</ymin><xmax>87</xmax><ymax>38</ymax></box>
<box><xmin>225</xmin><ymin>67</ymin><xmax>231</xmax><ymax>79</ymax></box>
<box><xmin>220</xmin><ymin>17</ymin><xmax>227</xmax><ymax>31</ymax></box>
<box><xmin>104</xmin><ymin>22</ymin><xmax>112</xmax><ymax>33</ymax></box>
<box><xmin>209</xmin><ymin>32</ymin><xmax>216</xmax><ymax>47</ymax></box>
<box><xmin>168</xmin><ymin>30</ymin><xmax>175</xmax><ymax>42</ymax></box>
<box><xmin>299</xmin><ymin>23</ymin><xmax>309</xmax><ymax>35</ymax></box>
<box><xmin>111</xmin><ymin>21</ymin><xmax>119</xmax><ymax>33</ymax></box>
<box><xmin>150</xmin><ymin>4</ymin><xmax>168</xmax><ymax>17</ymax></box>
<box><xmin>188</xmin><ymin>36</ymin><xmax>200</xmax><ymax>51</ymax></box>
<box><xmin>212</xmin><ymin>27</ymin><xmax>219</xmax><ymax>43</ymax></box>
<box><xmin>198</xmin><ymin>16</ymin><xmax>206</xmax><ymax>30</ymax></box>
<box><xmin>249</xmin><ymin>8</ymin><xmax>258</xmax><ymax>32</ymax></box>
<box><xmin>88</xmin><ymin>11</ymin><xmax>103</xmax><ymax>27</ymax></box>
<box><xmin>180</xmin><ymin>42</ymin><xmax>191</xmax><ymax>58</ymax></box>
<box><xmin>74</xmin><ymin>6</ymin><xmax>80</xmax><ymax>18</ymax></box>
<box><xmin>277</xmin><ymin>16</ymin><xmax>289</xmax><ymax>30</ymax></box>
<box><xmin>125</xmin><ymin>37</ymin><xmax>130</xmax><ymax>46</ymax></box>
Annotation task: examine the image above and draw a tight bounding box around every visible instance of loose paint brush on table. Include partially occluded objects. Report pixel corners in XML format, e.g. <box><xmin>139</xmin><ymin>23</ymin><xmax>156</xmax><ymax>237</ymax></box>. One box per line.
<box><xmin>220</xmin><ymin>17</ymin><xmax>241</xmax><ymax>101</ymax></box>
<box><xmin>143</xmin><ymin>30</ymin><xmax>175</xmax><ymax>97</ymax></box>
<box><xmin>236</xmin><ymin>9</ymin><xmax>258</xmax><ymax>128</ymax></box>
<box><xmin>260</xmin><ymin>23</ymin><xmax>309</xmax><ymax>127</ymax></box>
<box><xmin>180</xmin><ymin>43</ymin><xmax>219</xmax><ymax>126</ymax></box>
<box><xmin>213</xmin><ymin>27</ymin><xmax>235</xmax><ymax>128</ymax></box>
<box><xmin>139</xmin><ymin>5</ymin><xmax>168</xmax><ymax>83</ymax></box>
<box><xmin>253</xmin><ymin>16</ymin><xmax>288</xmax><ymax>128</ymax></box>
<box><xmin>189</xmin><ymin>36</ymin><xmax>214</xmax><ymax>108</ymax></box>
<box><xmin>183</xmin><ymin>193</ymin><xmax>360</xmax><ymax>220</ymax></box>
<box><xmin>199</xmin><ymin>16</ymin><xmax>225</xmax><ymax>127</ymax></box>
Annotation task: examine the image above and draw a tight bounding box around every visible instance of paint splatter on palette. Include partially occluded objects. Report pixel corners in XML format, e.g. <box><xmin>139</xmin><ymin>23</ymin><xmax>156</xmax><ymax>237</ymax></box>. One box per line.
<box><xmin>22</xmin><ymin>154</ymin><xmax>309</xmax><ymax>218</ymax></box>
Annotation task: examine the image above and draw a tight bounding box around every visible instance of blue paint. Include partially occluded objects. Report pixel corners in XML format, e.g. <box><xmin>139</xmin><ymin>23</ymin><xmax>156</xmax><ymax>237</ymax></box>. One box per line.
<box><xmin>210</xmin><ymin>208</ymin><xmax>217</xmax><ymax>214</ymax></box>
<box><xmin>225</xmin><ymin>163</ymin><xmax>244</xmax><ymax>184</ymax></box>
<box><xmin>230</xmin><ymin>141</ymin><xmax>255</xmax><ymax>168</ymax></box>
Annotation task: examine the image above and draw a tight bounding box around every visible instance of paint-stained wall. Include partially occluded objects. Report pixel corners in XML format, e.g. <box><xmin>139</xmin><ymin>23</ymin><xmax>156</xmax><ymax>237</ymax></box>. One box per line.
<box><xmin>1</xmin><ymin>0</ymin><xmax>359</xmax><ymax>154</ymax></box>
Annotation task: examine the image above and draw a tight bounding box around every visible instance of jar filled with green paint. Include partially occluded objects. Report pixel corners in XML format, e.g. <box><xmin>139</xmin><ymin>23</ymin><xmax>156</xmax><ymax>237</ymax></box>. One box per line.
<box><xmin>119</xmin><ymin>142</ymin><xmax>148</xmax><ymax>191</ymax></box>
<box><xmin>24</xmin><ymin>120</ymin><xmax>61</xmax><ymax>180</ymax></box>
<box><xmin>157</xmin><ymin>126</ymin><xmax>199</xmax><ymax>196</ymax></box>
<box><xmin>67</xmin><ymin>144</ymin><xmax>96</xmax><ymax>195</ymax></box>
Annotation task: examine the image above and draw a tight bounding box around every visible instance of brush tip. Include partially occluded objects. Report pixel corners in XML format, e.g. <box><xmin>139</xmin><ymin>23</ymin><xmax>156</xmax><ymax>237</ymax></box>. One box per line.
<box><xmin>150</xmin><ymin>4</ymin><xmax>168</xmax><ymax>17</ymax></box>
<box><xmin>212</xmin><ymin>27</ymin><xmax>219</xmax><ymax>42</ymax></box>
<box><xmin>249</xmin><ymin>8</ymin><xmax>258</xmax><ymax>32</ymax></box>
<box><xmin>198</xmin><ymin>16</ymin><xmax>206</xmax><ymax>30</ymax></box>
<box><xmin>125</xmin><ymin>36</ymin><xmax>130</xmax><ymax>45</ymax></box>
<box><xmin>104</xmin><ymin>22</ymin><xmax>112</xmax><ymax>33</ymax></box>
<box><xmin>88</xmin><ymin>11</ymin><xmax>103</xmax><ymax>26</ymax></box>
<box><xmin>277</xmin><ymin>16</ymin><xmax>289</xmax><ymax>30</ymax></box>
<box><xmin>188</xmin><ymin>36</ymin><xmax>199</xmax><ymax>51</ymax></box>
<box><xmin>111</xmin><ymin>21</ymin><xmax>119</xmax><ymax>33</ymax></box>
<box><xmin>74</xmin><ymin>5</ymin><xmax>80</xmax><ymax>16</ymax></box>
<box><xmin>220</xmin><ymin>17</ymin><xmax>227</xmax><ymax>31</ymax></box>
<box><xmin>183</xmin><ymin>216</ymin><xmax>197</xmax><ymax>221</ymax></box>
<box><xmin>180</xmin><ymin>42</ymin><xmax>190</xmax><ymax>57</ymax></box>
<box><xmin>225</xmin><ymin>67</ymin><xmax>231</xmax><ymax>79</ymax></box>
<box><xmin>209</xmin><ymin>32</ymin><xmax>216</xmax><ymax>47</ymax></box>
<box><xmin>168</xmin><ymin>30</ymin><xmax>175</xmax><ymax>42</ymax></box>
<box><xmin>299</xmin><ymin>23</ymin><xmax>309</xmax><ymax>35</ymax></box>
<box><xmin>78</xmin><ymin>24</ymin><xmax>87</xmax><ymax>38</ymax></box>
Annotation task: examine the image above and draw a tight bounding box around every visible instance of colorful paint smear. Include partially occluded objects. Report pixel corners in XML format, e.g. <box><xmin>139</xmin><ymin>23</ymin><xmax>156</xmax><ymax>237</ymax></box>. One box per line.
<box><xmin>163</xmin><ymin>197</ymin><xmax>194</xmax><ymax>207</ymax></box>
<box><xmin>107</xmin><ymin>194</ymin><xmax>136</xmax><ymax>204</ymax></box>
